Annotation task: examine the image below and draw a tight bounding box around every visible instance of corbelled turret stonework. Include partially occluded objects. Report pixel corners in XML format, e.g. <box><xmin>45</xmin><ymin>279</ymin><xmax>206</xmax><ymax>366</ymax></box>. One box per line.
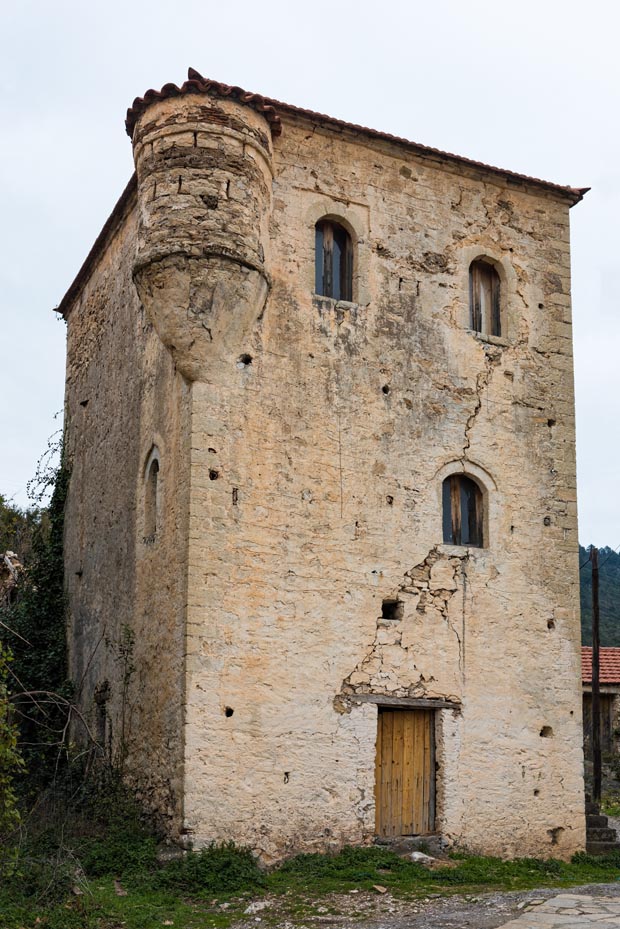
<box><xmin>131</xmin><ymin>84</ymin><xmax>273</xmax><ymax>381</ymax></box>
<box><xmin>60</xmin><ymin>69</ymin><xmax>588</xmax><ymax>863</ymax></box>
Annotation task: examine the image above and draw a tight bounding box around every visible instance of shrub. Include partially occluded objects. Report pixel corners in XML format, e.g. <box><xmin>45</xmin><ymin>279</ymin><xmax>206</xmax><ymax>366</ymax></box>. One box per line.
<box><xmin>0</xmin><ymin>644</ymin><xmax>24</xmax><ymax>876</ymax></box>
<box><xmin>65</xmin><ymin>775</ymin><xmax>159</xmax><ymax>877</ymax></box>
<box><xmin>150</xmin><ymin>842</ymin><xmax>265</xmax><ymax>896</ymax></box>
<box><xmin>277</xmin><ymin>844</ymin><xmax>407</xmax><ymax>881</ymax></box>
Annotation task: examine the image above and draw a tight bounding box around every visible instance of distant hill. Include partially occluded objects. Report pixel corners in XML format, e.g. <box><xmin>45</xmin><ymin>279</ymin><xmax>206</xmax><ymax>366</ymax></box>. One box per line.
<box><xmin>580</xmin><ymin>545</ymin><xmax>620</xmax><ymax>646</ymax></box>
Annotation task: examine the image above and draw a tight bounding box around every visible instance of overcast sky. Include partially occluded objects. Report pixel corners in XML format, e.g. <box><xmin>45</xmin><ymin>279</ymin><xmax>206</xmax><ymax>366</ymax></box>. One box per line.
<box><xmin>1</xmin><ymin>0</ymin><xmax>618</xmax><ymax>547</ymax></box>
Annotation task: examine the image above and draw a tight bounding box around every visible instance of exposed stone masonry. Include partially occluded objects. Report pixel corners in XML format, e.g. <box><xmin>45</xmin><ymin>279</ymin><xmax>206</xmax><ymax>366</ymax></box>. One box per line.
<box><xmin>341</xmin><ymin>549</ymin><xmax>466</xmax><ymax>701</ymax></box>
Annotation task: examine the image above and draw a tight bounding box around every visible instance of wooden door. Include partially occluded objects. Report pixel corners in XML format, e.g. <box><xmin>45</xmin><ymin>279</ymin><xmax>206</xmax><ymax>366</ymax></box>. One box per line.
<box><xmin>375</xmin><ymin>708</ymin><xmax>434</xmax><ymax>837</ymax></box>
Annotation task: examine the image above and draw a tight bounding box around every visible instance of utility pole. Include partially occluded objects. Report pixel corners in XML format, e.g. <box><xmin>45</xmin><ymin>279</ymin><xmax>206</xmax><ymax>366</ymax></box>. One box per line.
<box><xmin>592</xmin><ymin>546</ymin><xmax>601</xmax><ymax>805</ymax></box>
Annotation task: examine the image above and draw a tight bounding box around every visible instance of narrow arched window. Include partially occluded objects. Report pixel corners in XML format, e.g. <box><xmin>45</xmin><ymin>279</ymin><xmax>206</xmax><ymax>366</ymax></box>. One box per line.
<box><xmin>469</xmin><ymin>259</ymin><xmax>501</xmax><ymax>336</ymax></box>
<box><xmin>442</xmin><ymin>475</ymin><xmax>483</xmax><ymax>547</ymax></box>
<box><xmin>315</xmin><ymin>219</ymin><xmax>353</xmax><ymax>301</ymax></box>
<box><xmin>145</xmin><ymin>457</ymin><xmax>159</xmax><ymax>538</ymax></box>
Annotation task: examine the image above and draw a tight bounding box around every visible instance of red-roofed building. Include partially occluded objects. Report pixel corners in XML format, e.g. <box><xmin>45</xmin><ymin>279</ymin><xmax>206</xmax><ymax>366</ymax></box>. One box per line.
<box><xmin>582</xmin><ymin>647</ymin><xmax>620</xmax><ymax>756</ymax></box>
<box><xmin>582</xmin><ymin>647</ymin><xmax>620</xmax><ymax>685</ymax></box>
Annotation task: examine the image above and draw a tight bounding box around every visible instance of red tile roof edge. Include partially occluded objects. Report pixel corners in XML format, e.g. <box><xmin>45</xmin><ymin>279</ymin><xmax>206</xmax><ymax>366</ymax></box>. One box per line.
<box><xmin>582</xmin><ymin>646</ymin><xmax>620</xmax><ymax>685</ymax></box>
<box><xmin>125</xmin><ymin>69</ymin><xmax>283</xmax><ymax>138</ymax></box>
<box><xmin>124</xmin><ymin>67</ymin><xmax>589</xmax><ymax>206</ymax></box>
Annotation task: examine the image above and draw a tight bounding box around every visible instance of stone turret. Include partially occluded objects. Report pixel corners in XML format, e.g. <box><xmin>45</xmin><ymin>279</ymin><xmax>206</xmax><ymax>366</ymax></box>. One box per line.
<box><xmin>128</xmin><ymin>72</ymin><xmax>275</xmax><ymax>380</ymax></box>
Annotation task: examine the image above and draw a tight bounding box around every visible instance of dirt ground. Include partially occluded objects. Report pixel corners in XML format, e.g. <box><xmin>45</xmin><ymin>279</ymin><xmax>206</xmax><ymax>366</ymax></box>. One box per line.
<box><xmin>228</xmin><ymin>882</ymin><xmax>620</xmax><ymax>929</ymax></box>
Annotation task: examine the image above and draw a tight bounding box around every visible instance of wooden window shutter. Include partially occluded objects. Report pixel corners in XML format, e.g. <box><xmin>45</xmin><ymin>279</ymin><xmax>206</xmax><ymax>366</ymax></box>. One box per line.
<box><xmin>315</xmin><ymin>224</ymin><xmax>324</xmax><ymax>294</ymax></box>
<box><xmin>442</xmin><ymin>475</ymin><xmax>483</xmax><ymax>547</ymax></box>
<box><xmin>322</xmin><ymin>222</ymin><xmax>334</xmax><ymax>298</ymax></box>
<box><xmin>342</xmin><ymin>231</ymin><xmax>353</xmax><ymax>301</ymax></box>
<box><xmin>315</xmin><ymin>220</ymin><xmax>353</xmax><ymax>300</ymax></box>
<box><xmin>491</xmin><ymin>269</ymin><xmax>501</xmax><ymax>336</ymax></box>
<box><xmin>470</xmin><ymin>263</ymin><xmax>482</xmax><ymax>331</ymax></box>
<box><xmin>450</xmin><ymin>475</ymin><xmax>462</xmax><ymax>545</ymax></box>
<box><xmin>470</xmin><ymin>259</ymin><xmax>501</xmax><ymax>336</ymax></box>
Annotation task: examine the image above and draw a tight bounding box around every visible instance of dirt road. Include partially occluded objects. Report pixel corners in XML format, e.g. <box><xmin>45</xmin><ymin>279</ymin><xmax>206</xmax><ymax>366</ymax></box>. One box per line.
<box><xmin>230</xmin><ymin>882</ymin><xmax>620</xmax><ymax>928</ymax></box>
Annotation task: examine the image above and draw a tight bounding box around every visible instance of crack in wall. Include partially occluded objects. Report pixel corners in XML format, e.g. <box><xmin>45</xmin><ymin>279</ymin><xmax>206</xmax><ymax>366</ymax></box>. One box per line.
<box><xmin>462</xmin><ymin>347</ymin><xmax>501</xmax><ymax>459</ymax></box>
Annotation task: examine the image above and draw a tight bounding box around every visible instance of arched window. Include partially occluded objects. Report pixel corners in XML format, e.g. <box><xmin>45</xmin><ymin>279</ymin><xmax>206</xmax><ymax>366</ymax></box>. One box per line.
<box><xmin>145</xmin><ymin>456</ymin><xmax>160</xmax><ymax>538</ymax></box>
<box><xmin>469</xmin><ymin>259</ymin><xmax>501</xmax><ymax>336</ymax></box>
<box><xmin>315</xmin><ymin>219</ymin><xmax>353</xmax><ymax>301</ymax></box>
<box><xmin>442</xmin><ymin>474</ymin><xmax>483</xmax><ymax>547</ymax></box>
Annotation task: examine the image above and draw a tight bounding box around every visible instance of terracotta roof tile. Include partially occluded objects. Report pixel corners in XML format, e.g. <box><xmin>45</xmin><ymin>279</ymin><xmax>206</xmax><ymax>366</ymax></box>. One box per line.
<box><xmin>582</xmin><ymin>647</ymin><xmax>620</xmax><ymax>684</ymax></box>
<box><xmin>125</xmin><ymin>70</ymin><xmax>282</xmax><ymax>138</ymax></box>
<box><xmin>125</xmin><ymin>68</ymin><xmax>588</xmax><ymax>206</ymax></box>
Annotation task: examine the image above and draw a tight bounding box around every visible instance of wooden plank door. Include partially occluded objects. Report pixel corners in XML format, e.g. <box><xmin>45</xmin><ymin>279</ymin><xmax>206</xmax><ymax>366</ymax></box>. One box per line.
<box><xmin>375</xmin><ymin>708</ymin><xmax>434</xmax><ymax>837</ymax></box>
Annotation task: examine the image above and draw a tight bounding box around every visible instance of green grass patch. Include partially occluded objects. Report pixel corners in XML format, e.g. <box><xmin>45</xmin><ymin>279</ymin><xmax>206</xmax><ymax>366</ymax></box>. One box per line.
<box><xmin>0</xmin><ymin>880</ymin><xmax>242</xmax><ymax>929</ymax></box>
<box><xmin>4</xmin><ymin>800</ymin><xmax>620</xmax><ymax>929</ymax></box>
<box><xmin>602</xmin><ymin>793</ymin><xmax>620</xmax><ymax>818</ymax></box>
<box><xmin>266</xmin><ymin>845</ymin><xmax>620</xmax><ymax>898</ymax></box>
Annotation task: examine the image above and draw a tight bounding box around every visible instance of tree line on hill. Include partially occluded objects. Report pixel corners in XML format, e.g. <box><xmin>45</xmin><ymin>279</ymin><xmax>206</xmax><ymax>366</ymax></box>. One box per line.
<box><xmin>580</xmin><ymin>544</ymin><xmax>620</xmax><ymax>647</ymax></box>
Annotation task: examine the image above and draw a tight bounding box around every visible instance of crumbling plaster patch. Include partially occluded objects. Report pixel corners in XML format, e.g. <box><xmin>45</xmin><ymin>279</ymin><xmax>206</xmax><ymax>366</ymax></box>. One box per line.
<box><xmin>340</xmin><ymin>548</ymin><xmax>467</xmax><ymax>702</ymax></box>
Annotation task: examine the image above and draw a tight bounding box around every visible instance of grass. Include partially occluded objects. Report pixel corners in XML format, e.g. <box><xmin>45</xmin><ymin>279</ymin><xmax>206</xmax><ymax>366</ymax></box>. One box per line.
<box><xmin>3</xmin><ymin>842</ymin><xmax>620</xmax><ymax>928</ymax></box>
<box><xmin>0</xmin><ymin>883</ymin><xmax>243</xmax><ymax>929</ymax></box>
<box><xmin>268</xmin><ymin>845</ymin><xmax>620</xmax><ymax>897</ymax></box>
<box><xmin>602</xmin><ymin>792</ymin><xmax>620</xmax><ymax>818</ymax></box>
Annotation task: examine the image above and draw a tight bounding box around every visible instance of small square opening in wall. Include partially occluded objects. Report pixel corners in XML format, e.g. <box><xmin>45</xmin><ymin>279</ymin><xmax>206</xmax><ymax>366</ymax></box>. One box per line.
<box><xmin>381</xmin><ymin>599</ymin><xmax>403</xmax><ymax>621</ymax></box>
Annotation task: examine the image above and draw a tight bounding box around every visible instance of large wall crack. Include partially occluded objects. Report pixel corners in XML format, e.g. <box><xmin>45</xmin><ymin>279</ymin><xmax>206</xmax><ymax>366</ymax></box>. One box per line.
<box><xmin>462</xmin><ymin>348</ymin><xmax>501</xmax><ymax>459</ymax></box>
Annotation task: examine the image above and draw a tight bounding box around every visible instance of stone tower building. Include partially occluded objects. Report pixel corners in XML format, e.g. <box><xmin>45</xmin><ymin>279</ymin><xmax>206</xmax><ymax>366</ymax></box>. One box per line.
<box><xmin>59</xmin><ymin>69</ymin><xmax>588</xmax><ymax>862</ymax></box>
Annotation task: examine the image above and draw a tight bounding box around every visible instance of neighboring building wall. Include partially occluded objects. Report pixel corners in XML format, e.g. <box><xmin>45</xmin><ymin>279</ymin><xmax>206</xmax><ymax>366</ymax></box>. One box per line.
<box><xmin>64</xmin><ymin>84</ymin><xmax>585</xmax><ymax>862</ymax></box>
<box><xmin>583</xmin><ymin>689</ymin><xmax>620</xmax><ymax>757</ymax></box>
<box><xmin>581</xmin><ymin>648</ymin><xmax>620</xmax><ymax>761</ymax></box>
<box><xmin>63</xmin><ymin>195</ymin><xmax>191</xmax><ymax>833</ymax></box>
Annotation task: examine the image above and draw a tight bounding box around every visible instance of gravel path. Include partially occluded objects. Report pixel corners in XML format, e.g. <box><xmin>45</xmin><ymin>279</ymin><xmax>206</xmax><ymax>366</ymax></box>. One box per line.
<box><xmin>230</xmin><ymin>883</ymin><xmax>620</xmax><ymax>929</ymax></box>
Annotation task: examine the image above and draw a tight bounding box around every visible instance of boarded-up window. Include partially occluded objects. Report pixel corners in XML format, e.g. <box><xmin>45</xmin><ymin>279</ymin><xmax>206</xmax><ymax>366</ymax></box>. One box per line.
<box><xmin>315</xmin><ymin>220</ymin><xmax>353</xmax><ymax>301</ymax></box>
<box><xmin>469</xmin><ymin>259</ymin><xmax>501</xmax><ymax>336</ymax></box>
<box><xmin>442</xmin><ymin>474</ymin><xmax>483</xmax><ymax>547</ymax></box>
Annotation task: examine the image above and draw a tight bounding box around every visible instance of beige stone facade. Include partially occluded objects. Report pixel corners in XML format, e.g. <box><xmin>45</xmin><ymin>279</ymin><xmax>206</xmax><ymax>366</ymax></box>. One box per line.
<box><xmin>61</xmin><ymin>71</ymin><xmax>587</xmax><ymax>861</ymax></box>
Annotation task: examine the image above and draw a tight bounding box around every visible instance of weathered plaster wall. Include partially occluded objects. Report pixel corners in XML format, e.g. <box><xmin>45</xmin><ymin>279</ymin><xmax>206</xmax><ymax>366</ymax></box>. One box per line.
<box><xmin>65</xmin><ymin>87</ymin><xmax>585</xmax><ymax>862</ymax></box>
<box><xmin>64</xmin><ymin>199</ymin><xmax>190</xmax><ymax>832</ymax></box>
<box><xmin>129</xmin><ymin>99</ymin><xmax>582</xmax><ymax>860</ymax></box>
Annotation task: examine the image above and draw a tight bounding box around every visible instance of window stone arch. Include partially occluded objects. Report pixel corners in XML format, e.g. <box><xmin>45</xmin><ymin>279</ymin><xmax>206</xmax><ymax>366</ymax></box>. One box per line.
<box><xmin>303</xmin><ymin>198</ymin><xmax>370</xmax><ymax>305</ymax></box>
<box><xmin>456</xmin><ymin>246</ymin><xmax>517</xmax><ymax>343</ymax></box>
<box><xmin>433</xmin><ymin>460</ymin><xmax>496</xmax><ymax>551</ymax></box>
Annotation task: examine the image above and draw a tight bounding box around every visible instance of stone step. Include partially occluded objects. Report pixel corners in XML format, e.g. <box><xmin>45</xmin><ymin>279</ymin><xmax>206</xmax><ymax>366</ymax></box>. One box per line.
<box><xmin>586</xmin><ymin>840</ymin><xmax>620</xmax><ymax>856</ymax></box>
<box><xmin>586</xmin><ymin>801</ymin><xmax>599</xmax><ymax>815</ymax></box>
<box><xmin>587</xmin><ymin>813</ymin><xmax>609</xmax><ymax>828</ymax></box>
<box><xmin>590</xmin><ymin>830</ymin><xmax>618</xmax><ymax>843</ymax></box>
